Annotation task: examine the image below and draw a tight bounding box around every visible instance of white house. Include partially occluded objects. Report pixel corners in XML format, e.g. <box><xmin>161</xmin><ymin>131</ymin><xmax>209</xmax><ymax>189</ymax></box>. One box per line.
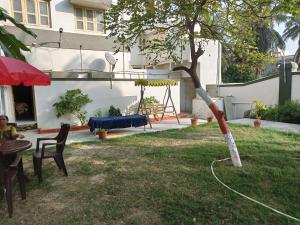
<box><xmin>0</xmin><ymin>0</ymin><xmax>221</xmax><ymax>130</ymax></box>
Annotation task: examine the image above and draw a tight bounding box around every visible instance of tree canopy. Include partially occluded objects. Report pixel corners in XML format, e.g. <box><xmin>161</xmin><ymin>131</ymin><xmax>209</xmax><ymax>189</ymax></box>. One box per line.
<box><xmin>107</xmin><ymin>0</ymin><xmax>298</xmax><ymax>86</ymax></box>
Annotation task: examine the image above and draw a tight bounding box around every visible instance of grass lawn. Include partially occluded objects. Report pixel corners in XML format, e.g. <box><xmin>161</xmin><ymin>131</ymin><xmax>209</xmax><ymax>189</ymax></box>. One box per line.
<box><xmin>1</xmin><ymin>123</ymin><xmax>299</xmax><ymax>225</ymax></box>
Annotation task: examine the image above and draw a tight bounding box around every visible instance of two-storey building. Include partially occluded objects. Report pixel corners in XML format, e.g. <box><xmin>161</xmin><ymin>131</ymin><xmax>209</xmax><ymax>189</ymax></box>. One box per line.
<box><xmin>0</xmin><ymin>0</ymin><xmax>221</xmax><ymax>130</ymax></box>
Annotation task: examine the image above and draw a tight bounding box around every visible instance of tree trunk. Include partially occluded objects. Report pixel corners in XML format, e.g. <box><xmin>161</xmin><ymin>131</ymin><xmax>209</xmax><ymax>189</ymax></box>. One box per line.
<box><xmin>196</xmin><ymin>87</ymin><xmax>242</xmax><ymax>167</ymax></box>
<box><xmin>173</xmin><ymin>47</ymin><xmax>242</xmax><ymax>167</ymax></box>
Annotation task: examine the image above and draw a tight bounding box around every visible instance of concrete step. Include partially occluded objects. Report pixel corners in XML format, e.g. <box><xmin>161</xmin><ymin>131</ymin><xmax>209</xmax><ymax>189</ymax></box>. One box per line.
<box><xmin>16</xmin><ymin>121</ymin><xmax>38</xmax><ymax>131</ymax></box>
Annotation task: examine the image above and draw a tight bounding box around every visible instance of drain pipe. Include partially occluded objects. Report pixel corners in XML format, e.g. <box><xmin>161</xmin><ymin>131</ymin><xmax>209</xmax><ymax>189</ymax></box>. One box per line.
<box><xmin>80</xmin><ymin>45</ymin><xmax>83</xmax><ymax>72</ymax></box>
<box><xmin>217</xmin><ymin>41</ymin><xmax>221</xmax><ymax>97</ymax></box>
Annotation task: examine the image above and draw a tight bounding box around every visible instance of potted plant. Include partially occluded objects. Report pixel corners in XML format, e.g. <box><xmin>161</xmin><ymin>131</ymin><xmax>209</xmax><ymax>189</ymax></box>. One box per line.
<box><xmin>253</xmin><ymin>117</ymin><xmax>261</xmax><ymax>128</ymax></box>
<box><xmin>207</xmin><ymin>115</ymin><xmax>214</xmax><ymax>123</ymax></box>
<box><xmin>53</xmin><ymin>89</ymin><xmax>92</xmax><ymax>126</ymax></box>
<box><xmin>98</xmin><ymin>129</ymin><xmax>108</xmax><ymax>139</ymax></box>
<box><xmin>191</xmin><ymin>114</ymin><xmax>199</xmax><ymax>125</ymax></box>
<box><xmin>95</xmin><ymin>109</ymin><xmax>102</xmax><ymax>117</ymax></box>
<box><xmin>108</xmin><ymin>105</ymin><xmax>122</xmax><ymax>116</ymax></box>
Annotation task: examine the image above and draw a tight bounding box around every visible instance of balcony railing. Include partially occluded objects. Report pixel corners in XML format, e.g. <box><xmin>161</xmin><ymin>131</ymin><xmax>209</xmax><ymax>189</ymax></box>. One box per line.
<box><xmin>47</xmin><ymin>70</ymin><xmax>181</xmax><ymax>80</ymax></box>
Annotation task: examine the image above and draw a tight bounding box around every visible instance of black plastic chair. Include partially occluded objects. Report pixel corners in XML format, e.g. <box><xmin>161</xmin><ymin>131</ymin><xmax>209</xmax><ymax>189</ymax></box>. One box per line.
<box><xmin>0</xmin><ymin>156</ymin><xmax>26</xmax><ymax>218</ymax></box>
<box><xmin>32</xmin><ymin>124</ymin><xmax>70</xmax><ymax>183</ymax></box>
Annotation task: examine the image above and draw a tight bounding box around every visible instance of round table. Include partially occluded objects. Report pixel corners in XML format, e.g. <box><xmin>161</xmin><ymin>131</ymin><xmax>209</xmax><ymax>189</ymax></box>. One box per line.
<box><xmin>0</xmin><ymin>140</ymin><xmax>32</xmax><ymax>156</ymax></box>
<box><xmin>0</xmin><ymin>140</ymin><xmax>32</xmax><ymax>183</ymax></box>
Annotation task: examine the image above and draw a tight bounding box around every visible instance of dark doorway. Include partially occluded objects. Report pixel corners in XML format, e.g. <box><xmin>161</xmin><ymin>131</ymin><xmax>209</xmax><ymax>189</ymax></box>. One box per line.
<box><xmin>12</xmin><ymin>85</ymin><xmax>35</xmax><ymax>121</ymax></box>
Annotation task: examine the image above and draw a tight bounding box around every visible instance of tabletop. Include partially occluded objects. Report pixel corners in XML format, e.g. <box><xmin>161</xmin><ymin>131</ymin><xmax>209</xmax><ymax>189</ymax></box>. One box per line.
<box><xmin>88</xmin><ymin>115</ymin><xmax>147</xmax><ymax>132</ymax></box>
<box><xmin>0</xmin><ymin>140</ymin><xmax>32</xmax><ymax>156</ymax></box>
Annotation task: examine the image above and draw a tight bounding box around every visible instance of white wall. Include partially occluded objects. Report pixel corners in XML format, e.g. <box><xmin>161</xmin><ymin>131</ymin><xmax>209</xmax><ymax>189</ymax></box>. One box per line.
<box><xmin>50</xmin><ymin>0</ymin><xmax>75</xmax><ymax>33</ymax></box>
<box><xmin>23</xmin><ymin>47</ymin><xmax>131</xmax><ymax>72</ymax></box>
<box><xmin>130</xmin><ymin>43</ymin><xmax>146</xmax><ymax>67</ymax></box>
<box><xmin>34</xmin><ymin>80</ymin><xmax>180</xmax><ymax>129</ymax></box>
<box><xmin>0</xmin><ymin>1</ymin><xmax>9</xmax><ymax>11</ymax></box>
<box><xmin>219</xmin><ymin>77</ymin><xmax>279</xmax><ymax>118</ymax></box>
<box><xmin>292</xmin><ymin>75</ymin><xmax>300</xmax><ymax>101</ymax></box>
<box><xmin>199</xmin><ymin>41</ymin><xmax>221</xmax><ymax>88</ymax></box>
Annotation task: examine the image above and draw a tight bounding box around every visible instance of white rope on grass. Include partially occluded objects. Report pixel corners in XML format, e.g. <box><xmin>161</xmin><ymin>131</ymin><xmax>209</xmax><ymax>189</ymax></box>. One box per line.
<box><xmin>211</xmin><ymin>158</ymin><xmax>300</xmax><ymax>222</ymax></box>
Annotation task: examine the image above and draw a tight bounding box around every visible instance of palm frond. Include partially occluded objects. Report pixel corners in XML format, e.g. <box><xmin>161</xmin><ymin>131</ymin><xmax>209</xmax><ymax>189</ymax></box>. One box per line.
<box><xmin>0</xmin><ymin>7</ymin><xmax>37</xmax><ymax>38</ymax></box>
<box><xmin>0</xmin><ymin>7</ymin><xmax>36</xmax><ymax>60</ymax></box>
<box><xmin>283</xmin><ymin>25</ymin><xmax>300</xmax><ymax>40</ymax></box>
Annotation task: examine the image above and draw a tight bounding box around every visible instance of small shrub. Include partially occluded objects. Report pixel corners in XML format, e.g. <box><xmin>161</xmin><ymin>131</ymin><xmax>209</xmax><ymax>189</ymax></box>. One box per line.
<box><xmin>249</xmin><ymin>100</ymin><xmax>268</xmax><ymax>119</ymax></box>
<box><xmin>249</xmin><ymin>111</ymin><xmax>258</xmax><ymax>119</ymax></box>
<box><xmin>53</xmin><ymin>89</ymin><xmax>92</xmax><ymax>125</ymax></box>
<box><xmin>95</xmin><ymin>109</ymin><xmax>102</xmax><ymax>117</ymax></box>
<box><xmin>243</xmin><ymin>109</ymin><xmax>251</xmax><ymax>118</ymax></box>
<box><xmin>108</xmin><ymin>105</ymin><xmax>122</xmax><ymax>116</ymax></box>
<box><xmin>277</xmin><ymin>101</ymin><xmax>300</xmax><ymax>124</ymax></box>
<box><xmin>253</xmin><ymin>100</ymin><xmax>268</xmax><ymax>118</ymax></box>
<box><xmin>261</xmin><ymin>105</ymin><xmax>279</xmax><ymax>121</ymax></box>
<box><xmin>191</xmin><ymin>114</ymin><xmax>199</xmax><ymax>119</ymax></box>
<box><xmin>261</xmin><ymin>101</ymin><xmax>300</xmax><ymax>124</ymax></box>
<box><xmin>144</xmin><ymin>96</ymin><xmax>159</xmax><ymax>106</ymax></box>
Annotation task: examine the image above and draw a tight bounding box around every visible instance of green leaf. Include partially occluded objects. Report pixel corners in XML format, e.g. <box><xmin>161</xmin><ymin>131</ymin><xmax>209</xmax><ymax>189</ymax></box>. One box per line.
<box><xmin>53</xmin><ymin>89</ymin><xmax>92</xmax><ymax>125</ymax></box>
<box><xmin>0</xmin><ymin>7</ymin><xmax>36</xmax><ymax>60</ymax></box>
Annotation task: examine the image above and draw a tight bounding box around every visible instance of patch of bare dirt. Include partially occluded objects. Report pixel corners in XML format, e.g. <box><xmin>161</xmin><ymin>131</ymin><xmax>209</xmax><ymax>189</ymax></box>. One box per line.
<box><xmin>90</xmin><ymin>174</ymin><xmax>106</xmax><ymax>185</ymax></box>
<box><xmin>125</xmin><ymin>208</ymin><xmax>161</xmax><ymax>225</ymax></box>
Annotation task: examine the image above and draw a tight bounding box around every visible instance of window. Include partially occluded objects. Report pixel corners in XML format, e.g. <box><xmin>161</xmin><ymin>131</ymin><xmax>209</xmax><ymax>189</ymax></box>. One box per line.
<box><xmin>10</xmin><ymin>0</ymin><xmax>50</xmax><ymax>27</ymax></box>
<box><xmin>75</xmin><ymin>7</ymin><xmax>105</xmax><ymax>33</ymax></box>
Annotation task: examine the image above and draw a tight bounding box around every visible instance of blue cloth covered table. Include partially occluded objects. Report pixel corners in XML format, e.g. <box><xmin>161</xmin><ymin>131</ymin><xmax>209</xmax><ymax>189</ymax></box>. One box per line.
<box><xmin>88</xmin><ymin>115</ymin><xmax>148</xmax><ymax>132</ymax></box>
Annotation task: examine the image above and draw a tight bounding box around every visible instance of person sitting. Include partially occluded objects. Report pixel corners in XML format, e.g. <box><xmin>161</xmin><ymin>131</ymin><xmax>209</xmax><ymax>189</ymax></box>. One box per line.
<box><xmin>0</xmin><ymin>115</ymin><xmax>24</xmax><ymax>141</ymax></box>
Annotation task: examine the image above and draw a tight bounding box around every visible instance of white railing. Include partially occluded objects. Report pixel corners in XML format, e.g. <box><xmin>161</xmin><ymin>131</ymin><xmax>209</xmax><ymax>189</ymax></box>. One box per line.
<box><xmin>49</xmin><ymin>70</ymin><xmax>181</xmax><ymax>80</ymax></box>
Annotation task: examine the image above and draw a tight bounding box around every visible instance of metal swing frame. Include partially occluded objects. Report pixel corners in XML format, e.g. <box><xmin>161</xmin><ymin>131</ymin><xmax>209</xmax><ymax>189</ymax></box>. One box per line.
<box><xmin>136</xmin><ymin>85</ymin><xmax>180</xmax><ymax>128</ymax></box>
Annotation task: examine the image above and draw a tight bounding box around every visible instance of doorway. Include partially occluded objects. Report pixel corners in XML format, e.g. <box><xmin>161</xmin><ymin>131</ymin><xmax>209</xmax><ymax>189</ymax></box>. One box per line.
<box><xmin>12</xmin><ymin>85</ymin><xmax>35</xmax><ymax>121</ymax></box>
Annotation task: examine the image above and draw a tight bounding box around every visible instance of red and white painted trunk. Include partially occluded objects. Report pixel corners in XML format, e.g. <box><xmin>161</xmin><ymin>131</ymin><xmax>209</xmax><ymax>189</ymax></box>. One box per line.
<box><xmin>196</xmin><ymin>87</ymin><xmax>242</xmax><ymax>167</ymax></box>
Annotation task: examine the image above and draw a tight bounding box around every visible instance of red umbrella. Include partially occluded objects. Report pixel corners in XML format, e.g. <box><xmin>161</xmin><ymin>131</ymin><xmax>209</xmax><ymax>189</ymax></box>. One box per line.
<box><xmin>0</xmin><ymin>56</ymin><xmax>51</xmax><ymax>86</ymax></box>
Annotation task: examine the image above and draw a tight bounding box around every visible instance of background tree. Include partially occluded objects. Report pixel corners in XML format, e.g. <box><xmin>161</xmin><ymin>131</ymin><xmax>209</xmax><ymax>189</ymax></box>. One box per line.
<box><xmin>282</xmin><ymin>13</ymin><xmax>300</xmax><ymax>65</ymax></box>
<box><xmin>222</xmin><ymin>5</ymin><xmax>289</xmax><ymax>82</ymax></box>
<box><xmin>222</xmin><ymin>22</ymin><xmax>285</xmax><ymax>82</ymax></box>
<box><xmin>107</xmin><ymin>0</ymin><xmax>296</xmax><ymax>167</ymax></box>
<box><xmin>0</xmin><ymin>7</ymin><xmax>36</xmax><ymax>60</ymax></box>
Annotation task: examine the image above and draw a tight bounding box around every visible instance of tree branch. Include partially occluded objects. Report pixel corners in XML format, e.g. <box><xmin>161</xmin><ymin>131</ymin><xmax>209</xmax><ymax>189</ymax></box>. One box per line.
<box><xmin>172</xmin><ymin>66</ymin><xmax>190</xmax><ymax>74</ymax></box>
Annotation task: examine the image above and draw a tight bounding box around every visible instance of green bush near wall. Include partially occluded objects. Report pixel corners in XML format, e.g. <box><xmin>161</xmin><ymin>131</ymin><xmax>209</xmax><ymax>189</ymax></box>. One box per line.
<box><xmin>247</xmin><ymin>100</ymin><xmax>300</xmax><ymax>124</ymax></box>
<box><xmin>108</xmin><ymin>105</ymin><xmax>122</xmax><ymax>116</ymax></box>
<box><xmin>262</xmin><ymin>101</ymin><xmax>300</xmax><ymax>124</ymax></box>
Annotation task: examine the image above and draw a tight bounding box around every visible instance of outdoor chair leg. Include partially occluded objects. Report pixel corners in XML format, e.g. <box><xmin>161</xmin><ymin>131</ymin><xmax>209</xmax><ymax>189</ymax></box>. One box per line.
<box><xmin>32</xmin><ymin>155</ymin><xmax>37</xmax><ymax>176</ymax></box>
<box><xmin>5</xmin><ymin>179</ymin><xmax>13</xmax><ymax>218</ymax></box>
<box><xmin>36</xmin><ymin>158</ymin><xmax>43</xmax><ymax>183</ymax></box>
<box><xmin>54</xmin><ymin>157</ymin><xmax>62</xmax><ymax>170</ymax></box>
<box><xmin>0</xmin><ymin>187</ymin><xmax>4</xmax><ymax>200</ymax></box>
<box><xmin>58</xmin><ymin>155</ymin><xmax>68</xmax><ymax>176</ymax></box>
<box><xmin>17</xmin><ymin>159</ymin><xmax>26</xmax><ymax>200</ymax></box>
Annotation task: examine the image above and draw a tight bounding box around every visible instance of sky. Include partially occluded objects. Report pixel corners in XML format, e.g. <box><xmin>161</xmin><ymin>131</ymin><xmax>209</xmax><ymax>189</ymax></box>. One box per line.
<box><xmin>275</xmin><ymin>23</ymin><xmax>298</xmax><ymax>55</ymax></box>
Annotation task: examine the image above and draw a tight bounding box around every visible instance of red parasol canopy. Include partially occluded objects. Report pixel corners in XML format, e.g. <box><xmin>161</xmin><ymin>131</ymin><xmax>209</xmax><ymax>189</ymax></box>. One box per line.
<box><xmin>0</xmin><ymin>56</ymin><xmax>51</xmax><ymax>86</ymax></box>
